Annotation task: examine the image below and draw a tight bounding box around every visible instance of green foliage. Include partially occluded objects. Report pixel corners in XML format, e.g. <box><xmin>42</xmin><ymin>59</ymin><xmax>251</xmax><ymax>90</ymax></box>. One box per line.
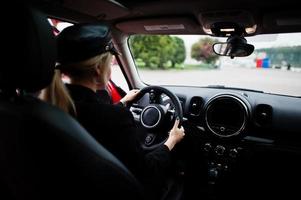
<box><xmin>135</xmin><ymin>58</ymin><xmax>146</xmax><ymax>68</ymax></box>
<box><xmin>191</xmin><ymin>37</ymin><xmax>219</xmax><ymax>64</ymax></box>
<box><xmin>172</xmin><ymin>37</ymin><xmax>186</xmax><ymax>67</ymax></box>
<box><xmin>129</xmin><ymin>35</ymin><xmax>186</xmax><ymax>69</ymax></box>
<box><xmin>149</xmin><ymin>56</ymin><xmax>160</xmax><ymax>69</ymax></box>
<box><xmin>256</xmin><ymin>46</ymin><xmax>301</xmax><ymax>68</ymax></box>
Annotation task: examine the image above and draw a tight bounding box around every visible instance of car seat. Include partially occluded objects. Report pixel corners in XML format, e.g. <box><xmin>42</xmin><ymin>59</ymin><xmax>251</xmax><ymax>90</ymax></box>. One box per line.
<box><xmin>0</xmin><ymin>3</ymin><xmax>143</xmax><ymax>200</ymax></box>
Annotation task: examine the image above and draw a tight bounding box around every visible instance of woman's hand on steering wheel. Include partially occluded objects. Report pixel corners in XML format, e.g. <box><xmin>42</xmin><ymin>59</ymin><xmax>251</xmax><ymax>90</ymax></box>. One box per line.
<box><xmin>120</xmin><ymin>89</ymin><xmax>140</xmax><ymax>105</ymax></box>
<box><xmin>164</xmin><ymin>118</ymin><xmax>185</xmax><ymax>151</ymax></box>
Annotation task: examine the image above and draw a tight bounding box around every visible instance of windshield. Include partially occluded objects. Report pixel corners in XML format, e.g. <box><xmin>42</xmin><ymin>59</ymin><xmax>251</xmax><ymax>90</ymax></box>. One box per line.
<box><xmin>128</xmin><ymin>33</ymin><xmax>301</xmax><ymax>97</ymax></box>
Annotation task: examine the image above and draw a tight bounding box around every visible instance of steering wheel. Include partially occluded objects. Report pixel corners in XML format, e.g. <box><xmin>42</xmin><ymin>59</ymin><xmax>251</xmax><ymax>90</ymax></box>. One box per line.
<box><xmin>129</xmin><ymin>86</ymin><xmax>183</xmax><ymax>151</ymax></box>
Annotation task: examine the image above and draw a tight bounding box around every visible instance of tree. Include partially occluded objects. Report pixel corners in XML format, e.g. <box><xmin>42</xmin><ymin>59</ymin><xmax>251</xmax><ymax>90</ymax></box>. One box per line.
<box><xmin>191</xmin><ymin>37</ymin><xmax>219</xmax><ymax>64</ymax></box>
<box><xmin>171</xmin><ymin>37</ymin><xmax>186</xmax><ymax>67</ymax></box>
<box><xmin>129</xmin><ymin>35</ymin><xmax>186</xmax><ymax>69</ymax></box>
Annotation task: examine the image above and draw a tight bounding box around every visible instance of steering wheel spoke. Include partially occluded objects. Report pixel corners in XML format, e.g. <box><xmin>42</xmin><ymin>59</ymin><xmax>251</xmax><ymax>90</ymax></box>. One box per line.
<box><xmin>144</xmin><ymin>133</ymin><xmax>156</xmax><ymax>146</ymax></box>
<box><xmin>129</xmin><ymin>103</ymin><xmax>143</xmax><ymax>122</ymax></box>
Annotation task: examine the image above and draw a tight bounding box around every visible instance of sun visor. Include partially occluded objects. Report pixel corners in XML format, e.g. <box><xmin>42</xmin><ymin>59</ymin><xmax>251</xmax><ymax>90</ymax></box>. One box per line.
<box><xmin>263</xmin><ymin>11</ymin><xmax>301</xmax><ymax>33</ymax></box>
<box><xmin>115</xmin><ymin>17</ymin><xmax>203</xmax><ymax>34</ymax></box>
<box><xmin>63</xmin><ymin>0</ymin><xmax>129</xmax><ymax>20</ymax></box>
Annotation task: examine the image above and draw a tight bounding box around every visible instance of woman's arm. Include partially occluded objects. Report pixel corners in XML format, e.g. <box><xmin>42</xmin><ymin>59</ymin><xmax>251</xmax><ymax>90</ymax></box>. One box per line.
<box><xmin>119</xmin><ymin>89</ymin><xmax>140</xmax><ymax>107</ymax></box>
<box><xmin>164</xmin><ymin>118</ymin><xmax>185</xmax><ymax>151</ymax></box>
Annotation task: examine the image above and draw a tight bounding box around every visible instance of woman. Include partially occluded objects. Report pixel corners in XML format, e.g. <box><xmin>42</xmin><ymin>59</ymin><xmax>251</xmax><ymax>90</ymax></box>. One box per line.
<box><xmin>40</xmin><ymin>23</ymin><xmax>185</xmax><ymax>198</ymax></box>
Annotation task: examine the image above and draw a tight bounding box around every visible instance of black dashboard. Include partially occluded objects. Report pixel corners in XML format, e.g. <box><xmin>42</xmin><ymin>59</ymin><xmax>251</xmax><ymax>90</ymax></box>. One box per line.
<box><xmin>167</xmin><ymin>86</ymin><xmax>301</xmax><ymax>199</ymax></box>
<box><xmin>168</xmin><ymin>86</ymin><xmax>301</xmax><ymax>139</ymax></box>
<box><xmin>135</xmin><ymin>85</ymin><xmax>301</xmax><ymax>146</ymax></box>
<box><xmin>134</xmin><ymin>85</ymin><xmax>301</xmax><ymax>199</ymax></box>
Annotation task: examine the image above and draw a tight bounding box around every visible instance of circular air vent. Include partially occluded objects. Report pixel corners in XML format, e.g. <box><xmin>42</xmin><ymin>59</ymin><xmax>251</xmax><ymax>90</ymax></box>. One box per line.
<box><xmin>254</xmin><ymin>104</ymin><xmax>273</xmax><ymax>127</ymax></box>
<box><xmin>205</xmin><ymin>94</ymin><xmax>249</xmax><ymax>137</ymax></box>
<box><xmin>189</xmin><ymin>96</ymin><xmax>203</xmax><ymax>116</ymax></box>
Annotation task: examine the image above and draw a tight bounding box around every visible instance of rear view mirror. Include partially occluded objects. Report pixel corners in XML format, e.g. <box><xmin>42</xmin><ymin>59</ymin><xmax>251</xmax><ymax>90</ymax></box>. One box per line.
<box><xmin>213</xmin><ymin>35</ymin><xmax>254</xmax><ymax>59</ymax></box>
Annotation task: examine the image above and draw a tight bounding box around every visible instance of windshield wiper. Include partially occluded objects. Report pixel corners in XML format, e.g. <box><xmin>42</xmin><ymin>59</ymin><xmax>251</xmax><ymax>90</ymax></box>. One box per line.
<box><xmin>205</xmin><ymin>85</ymin><xmax>264</xmax><ymax>93</ymax></box>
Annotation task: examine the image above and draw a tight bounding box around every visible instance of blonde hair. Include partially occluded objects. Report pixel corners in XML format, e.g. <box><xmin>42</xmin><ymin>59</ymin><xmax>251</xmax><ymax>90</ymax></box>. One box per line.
<box><xmin>40</xmin><ymin>52</ymin><xmax>112</xmax><ymax>115</ymax></box>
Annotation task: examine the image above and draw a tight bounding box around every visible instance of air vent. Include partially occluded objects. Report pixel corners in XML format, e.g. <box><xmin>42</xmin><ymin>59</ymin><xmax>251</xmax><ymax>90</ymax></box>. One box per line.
<box><xmin>254</xmin><ymin>104</ymin><xmax>273</xmax><ymax>127</ymax></box>
<box><xmin>189</xmin><ymin>97</ymin><xmax>203</xmax><ymax>116</ymax></box>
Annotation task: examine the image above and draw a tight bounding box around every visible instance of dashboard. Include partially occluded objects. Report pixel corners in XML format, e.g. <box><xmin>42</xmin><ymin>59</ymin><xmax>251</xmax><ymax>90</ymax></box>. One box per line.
<box><xmin>135</xmin><ymin>85</ymin><xmax>301</xmax><ymax>145</ymax></box>
<box><xmin>167</xmin><ymin>86</ymin><xmax>301</xmax><ymax>198</ymax></box>
<box><xmin>133</xmin><ymin>85</ymin><xmax>301</xmax><ymax>199</ymax></box>
<box><xmin>167</xmin><ymin>86</ymin><xmax>301</xmax><ymax>138</ymax></box>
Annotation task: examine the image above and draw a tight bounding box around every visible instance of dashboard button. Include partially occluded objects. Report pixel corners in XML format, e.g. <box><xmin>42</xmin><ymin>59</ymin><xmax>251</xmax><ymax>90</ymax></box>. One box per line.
<box><xmin>215</xmin><ymin>145</ymin><xmax>226</xmax><ymax>156</ymax></box>
<box><xmin>204</xmin><ymin>143</ymin><xmax>212</xmax><ymax>152</ymax></box>
<box><xmin>229</xmin><ymin>148</ymin><xmax>239</xmax><ymax>158</ymax></box>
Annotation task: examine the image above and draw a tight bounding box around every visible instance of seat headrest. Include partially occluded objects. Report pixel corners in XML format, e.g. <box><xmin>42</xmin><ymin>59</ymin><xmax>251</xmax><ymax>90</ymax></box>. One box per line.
<box><xmin>0</xmin><ymin>3</ymin><xmax>56</xmax><ymax>93</ymax></box>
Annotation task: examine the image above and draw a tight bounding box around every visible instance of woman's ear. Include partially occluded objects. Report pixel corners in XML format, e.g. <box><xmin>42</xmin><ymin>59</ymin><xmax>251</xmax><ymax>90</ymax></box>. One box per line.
<box><xmin>94</xmin><ymin>64</ymin><xmax>102</xmax><ymax>76</ymax></box>
<box><xmin>94</xmin><ymin>64</ymin><xmax>106</xmax><ymax>89</ymax></box>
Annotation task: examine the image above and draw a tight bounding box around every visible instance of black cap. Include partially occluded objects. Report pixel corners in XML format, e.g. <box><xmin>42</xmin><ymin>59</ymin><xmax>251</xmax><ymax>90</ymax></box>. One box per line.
<box><xmin>57</xmin><ymin>23</ymin><xmax>120</xmax><ymax>64</ymax></box>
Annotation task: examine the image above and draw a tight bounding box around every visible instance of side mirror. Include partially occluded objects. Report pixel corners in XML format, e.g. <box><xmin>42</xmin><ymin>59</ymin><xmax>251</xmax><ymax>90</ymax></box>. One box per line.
<box><xmin>213</xmin><ymin>35</ymin><xmax>254</xmax><ymax>59</ymax></box>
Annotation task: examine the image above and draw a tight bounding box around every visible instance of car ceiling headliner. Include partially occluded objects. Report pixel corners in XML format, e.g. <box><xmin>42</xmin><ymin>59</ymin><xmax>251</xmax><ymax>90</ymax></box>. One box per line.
<box><xmin>40</xmin><ymin>0</ymin><xmax>301</xmax><ymax>35</ymax></box>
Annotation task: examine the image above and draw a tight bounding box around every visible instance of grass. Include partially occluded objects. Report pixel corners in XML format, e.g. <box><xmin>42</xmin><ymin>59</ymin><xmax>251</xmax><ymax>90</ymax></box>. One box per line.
<box><xmin>138</xmin><ymin>63</ymin><xmax>217</xmax><ymax>71</ymax></box>
<box><xmin>181</xmin><ymin>63</ymin><xmax>217</xmax><ymax>70</ymax></box>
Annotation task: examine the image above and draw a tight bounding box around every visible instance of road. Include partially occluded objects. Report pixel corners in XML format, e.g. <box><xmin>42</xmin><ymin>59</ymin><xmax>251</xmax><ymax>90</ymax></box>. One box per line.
<box><xmin>112</xmin><ymin>66</ymin><xmax>301</xmax><ymax>97</ymax></box>
<box><xmin>139</xmin><ymin>67</ymin><xmax>301</xmax><ymax>96</ymax></box>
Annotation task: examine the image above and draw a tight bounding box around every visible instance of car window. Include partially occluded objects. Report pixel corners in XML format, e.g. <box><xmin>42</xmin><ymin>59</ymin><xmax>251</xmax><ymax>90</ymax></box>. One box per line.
<box><xmin>110</xmin><ymin>56</ymin><xmax>129</xmax><ymax>92</ymax></box>
<box><xmin>48</xmin><ymin>18</ymin><xmax>73</xmax><ymax>34</ymax></box>
<box><xmin>129</xmin><ymin>33</ymin><xmax>301</xmax><ymax>97</ymax></box>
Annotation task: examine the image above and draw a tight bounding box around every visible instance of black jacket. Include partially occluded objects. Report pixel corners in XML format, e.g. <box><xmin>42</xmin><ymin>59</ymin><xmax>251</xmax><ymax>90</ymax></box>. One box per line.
<box><xmin>66</xmin><ymin>84</ymin><xmax>171</xmax><ymax>195</ymax></box>
<box><xmin>96</xmin><ymin>80</ymin><xmax>127</xmax><ymax>105</ymax></box>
